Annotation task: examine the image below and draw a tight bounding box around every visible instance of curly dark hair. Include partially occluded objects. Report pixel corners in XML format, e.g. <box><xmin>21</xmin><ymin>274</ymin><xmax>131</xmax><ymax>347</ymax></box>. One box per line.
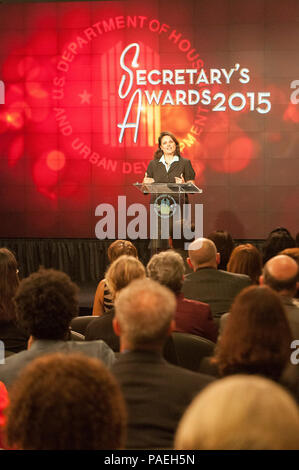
<box><xmin>5</xmin><ymin>353</ymin><xmax>127</xmax><ymax>450</ymax></box>
<box><xmin>14</xmin><ymin>268</ymin><xmax>79</xmax><ymax>340</ymax></box>
<box><xmin>0</xmin><ymin>248</ymin><xmax>19</xmax><ymax>324</ymax></box>
<box><xmin>153</xmin><ymin>131</ymin><xmax>182</xmax><ymax>160</ymax></box>
<box><xmin>213</xmin><ymin>286</ymin><xmax>292</xmax><ymax>381</ymax></box>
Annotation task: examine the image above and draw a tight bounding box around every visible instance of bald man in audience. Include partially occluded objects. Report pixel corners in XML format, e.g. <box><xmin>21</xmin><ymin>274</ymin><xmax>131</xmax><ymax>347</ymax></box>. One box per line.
<box><xmin>220</xmin><ymin>254</ymin><xmax>299</xmax><ymax>339</ymax></box>
<box><xmin>261</xmin><ymin>255</ymin><xmax>299</xmax><ymax>340</ymax></box>
<box><xmin>111</xmin><ymin>279</ymin><xmax>214</xmax><ymax>449</ymax></box>
<box><xmin>182</xmin><ymin>238</ymin><xmax>251</xmax><ymax>319</ymax></box>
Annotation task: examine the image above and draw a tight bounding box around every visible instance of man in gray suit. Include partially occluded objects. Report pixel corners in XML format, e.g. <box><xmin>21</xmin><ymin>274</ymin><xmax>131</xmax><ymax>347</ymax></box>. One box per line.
<box><xmin>182</xmin><ymin>238</ymin><xmax>251</xmax><ymax>319</ymax></box>
<box><xmin>261</xmin><ymin>254</ymin><xmax>299</xmax><ymax>340</ymax></box>
<box><xmin>0</xmin><ymin>268</ymin><xmax>115</xmax><ymax>388</ymax></box>
<box><xmin>111</xmin><ymin>279</ymin><xmax>214</xmax><ymax>449</ymax></box>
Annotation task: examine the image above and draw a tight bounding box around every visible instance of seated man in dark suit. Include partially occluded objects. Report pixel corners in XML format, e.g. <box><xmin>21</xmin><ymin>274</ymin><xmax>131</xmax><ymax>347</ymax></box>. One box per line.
<box><xmin>0</xmin><ymin>268</ymin><xmax>115</xmax><ymax>389</ymax></box>
<box><xmin>147</xmin><ymin>250</ymin><xmax>218</xmax><ymax>342</ymax></box>
<box><xmin>182</xmin><ymin>238</ymin><xmax>251</xmax><ymax>319</ymax></box>
<box><xmin>221</xmin><ymin>254</ymin><xmax>299</xmax><ymax>337</ymax></box>
<box><xmin>111</xmin><ymin>279</ymin><xmax>214</xmax><ymax>449</ymax></box>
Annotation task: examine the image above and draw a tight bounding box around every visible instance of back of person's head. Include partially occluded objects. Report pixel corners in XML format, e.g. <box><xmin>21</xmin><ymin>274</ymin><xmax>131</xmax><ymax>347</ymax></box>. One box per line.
<box><xmin>262</xmin><ymin>254</ymin><xmax>299</xmax><ymax>295</ymax></box>
<box><xmin>227</xmin><ymin>244</ymin><xmax>262</xmax><ymax>284</ymax></box>
<box><xmin>147</xmin><ymin>250</ymin><xmax>184</xmax><ymax>294</ymax></box>
<box><xmin>175</xmin><ymin>375</ymin><xmax>299</xmax><ymax>450</ymax></box>
<box><xmin>188</xmin><ymin>238</ymin><xmax>218</xmax><ymax>269</ymax></box>
<box><xmin>262</xmin><ymin>228</ymin><xmax>295</xmax><ymax>264</ymax></box>
<box><xmin>107</xmin><ymin>240</ymin><xmax>138</xmax><ymax>263</ymax></box>
<box><xmin>0</xmin><ymin>248</ymin><xmax>19</xmax><ymax>323</ymax></box>
<box><xmin>5</xmin><ymin>353</ymin><xmax>127</xmax><ymax>450</ymax></box>
<box><xmin>279</xmin><ymin>247</ymin><xmax>299</xmax><ymax>265</ymax></box>
<box><xmin>14</xmin><ymin>268</ymin><xmax>79</xmax><ymax>340</ymax></box>
<box><xmin>207</xmin><ymin>230</ymin><xmax>234</xmax><ymax>270</ymax></box>
<box><xmin>278</xmin><ymin>249</ymin><xmax>299</xmax><ymax>298</ymax></box>
<box><xmin>296</xmin><ymin>232</ymin><xmax>299</xmax><ymax>247</ymax></box>
<box><xmin>214</xmin><ymin>285</ymin><xmax>292</xmax><ymax>380</ymax></box>
<box><xmin>114</xmin><ymin>279</ymin><xmax>176</xmax><ymax>349</ymax></box>
<box><xmin>105</xmin><ymin>255</ymin><xmax>146</xmax><ymax>298</ymax></box>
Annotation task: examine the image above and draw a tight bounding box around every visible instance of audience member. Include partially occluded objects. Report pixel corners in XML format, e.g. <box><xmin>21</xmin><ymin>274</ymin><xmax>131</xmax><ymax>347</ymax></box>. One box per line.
<box><xmin>147</xmin><ymin>251</ymin><xmax>217</xmax><ymax>342</ymax></box>
<box><xmin>111</xmin><ymin>279</ymin><xmax>214</xmax><ymax>449</ymax></box>
<box><xmin>280</xmin><ymin>247</ymin><xmax>299</xmax><ymax>265</ymax></box>
<box><xmin>280</xmin><ymin>248</ymin><xmax>299</xmax><ymax>299</ymax></box>
<box><xmin>262</xmin><ymin>227</ymin><xmax>295</xmax><ymax>265</ymax></box>
<box><xmin>175</xmin><ymin>375</ymin><xmax>299</xmax><ymax>450</ymax></box>
<box><xmin>206</xmin><ymin>286</ymin><xmax>292</xmax><ymax>383</ymax></box>
<box><xmin>0</xmin><ymin>268</ymin><xmax>115</xmax><ymax>388</ymax></box>
<box><xmin>227</xmin><ymin>243</ymin><xmax>262</xmax><ymax>284</ymax></box>
<box><xmin>207</xmin><ymin>230</ymin><xmax>234</xmax><ymax>270</ymax></box>
<box><xmin>0</xmin><ymin>248</ymin><xmax>28</xmax><ymax>353</ymax></box>
<box><xmin>182</xmin><ymin>238</ymin><xmax>251</xmax><ymax>318</ymax></box>
<box><xmin>260</xmin><ymin>255</ymin><xmax>299</xmax><ymax>339</ymax></box>
<box><xmin>280</xmin><ymin>247</ymin><xmax>299</xmax><ymax>280</ymax></box>
<box><xmin>92</xmin><ymin>240</ymin><xmax>138</xmax><ymax>316</ymax></box>
<box><xmin>85</xmin><ymin>256</ymin><xmax>146</xmax><ymax>351</ymax></box>
<box><xmin>5</xmin><ymin>353</ymin><xmax>126</xmax><ymax>450</ymax></box>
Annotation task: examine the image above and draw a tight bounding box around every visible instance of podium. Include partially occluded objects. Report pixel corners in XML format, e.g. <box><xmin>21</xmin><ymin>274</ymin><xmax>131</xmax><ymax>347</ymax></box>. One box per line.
<box><xmin>133</xmin><ymin>182</ymin><xmax>202</xmax><ymax>195</ymax></box>
<box><xmin>133</xmin><ymin>182</ymin><xmax>203</xmax><ymax>254</ymax></box>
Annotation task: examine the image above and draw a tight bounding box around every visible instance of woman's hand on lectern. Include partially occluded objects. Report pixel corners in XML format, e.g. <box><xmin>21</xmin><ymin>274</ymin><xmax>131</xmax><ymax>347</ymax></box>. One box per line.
<box><xmin>175</xmin><ymin>173</ymin><xmax>185</xmax><ymax>184</ymax></box>
<box><xmin>143</xmin><ymin>172</ymin><xmax>155</xmax><ymax>184</ymax></box>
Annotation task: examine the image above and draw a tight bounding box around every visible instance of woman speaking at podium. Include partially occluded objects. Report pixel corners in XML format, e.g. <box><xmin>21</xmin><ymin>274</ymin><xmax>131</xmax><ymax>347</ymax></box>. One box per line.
<box><xmin>142</xmin><ymin>131</ymin><xmax>196</xmax><ymax>254</ymax></box>
<box><xmin>143</xmin><ymin>131</ymin><xmax>196</xmax><ymax>184</ymax></box>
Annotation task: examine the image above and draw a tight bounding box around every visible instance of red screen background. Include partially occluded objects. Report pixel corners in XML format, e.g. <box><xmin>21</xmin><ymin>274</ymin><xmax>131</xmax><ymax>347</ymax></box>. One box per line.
<box><xmin>0</xmin><ymin>0</ymin><xmax>298</xmax><ymax>238</ymax></box>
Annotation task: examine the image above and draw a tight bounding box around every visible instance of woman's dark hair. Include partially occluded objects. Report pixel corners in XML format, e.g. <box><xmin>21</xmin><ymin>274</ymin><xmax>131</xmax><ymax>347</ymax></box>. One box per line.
<box><xmin>262</xmin><ymin>228</ymin><xmax>296</xmax><ymax>264</ymax></box>
<box><xmin>154</xmin><ymin>131</ymin><xmax>182</xmax><ymax>160</ymax></box>
<box><xmin>213</xmin><ymin>286</ymin><xmax>292</xmax><ymax>381</ymax></box>
<box><xmin>5</xmin><ymin>353</ymin><xmax>127</xmax><ymax>450</ymax></box>
<box><xmin>227</xmin><ymin>244</ymin><xmax>262</xmax><ymax>284</ymax></box>
<box><xmin>0</xmin><ymin>248</ymin><xmax>19</xmax><ymax>324</ymax></box>
<box><xmin>207</xmin><ymin>230</ymin><xmax>234</xmax><ymax>270</ymax></box>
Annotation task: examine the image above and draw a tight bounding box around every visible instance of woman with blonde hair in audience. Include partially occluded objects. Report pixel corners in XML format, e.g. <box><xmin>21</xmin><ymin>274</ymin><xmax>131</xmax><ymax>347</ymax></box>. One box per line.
<box><xmin>92</xmin><ymin>240</ymin><xmax>138</xmax><ymax>316</ymax></box>
<box><xmin>227</xmin><ymin>243</ymin><xmax>262</xmax><ymax>284</ymax></box>
<box><xmin>86</xmin><ymin>255</ymin><xmax>146</xmax><ymax>350</ymax></box>
<box><xmin>0</xmin><ymin>248</ymin><xmax>28</xmax><ymax>354</ymax></box>
<box><xmin>175</xmin><ymin>375</ymin><xmax>299</xmax><ymax>450</ymax></box>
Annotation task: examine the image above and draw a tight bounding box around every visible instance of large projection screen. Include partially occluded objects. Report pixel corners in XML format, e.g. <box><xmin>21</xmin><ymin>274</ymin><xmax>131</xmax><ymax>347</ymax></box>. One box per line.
<box><xmin>0</xmin><ymin>0</ymin><xmax>298</xmax><ymax>238</ymax></box>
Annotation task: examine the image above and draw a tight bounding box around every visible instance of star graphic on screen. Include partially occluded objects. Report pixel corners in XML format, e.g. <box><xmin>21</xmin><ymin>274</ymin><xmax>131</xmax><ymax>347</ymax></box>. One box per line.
<box><xmin>78</xmin><ymin>90</ymin><xmax>92</xmax><ymax>104</ymax></box>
